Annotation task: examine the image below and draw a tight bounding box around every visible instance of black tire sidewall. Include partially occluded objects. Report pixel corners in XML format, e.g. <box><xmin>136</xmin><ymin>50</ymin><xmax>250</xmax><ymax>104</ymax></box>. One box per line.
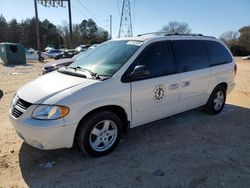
<box><xmin>77</xmin><ymin>111</ymin><xmax>122</xmax><ymax>157</ymax></box>
<box><xmin>207</xmin><ymin>86</ymin><xmax>226</xmax><ymax>114</ymax></box>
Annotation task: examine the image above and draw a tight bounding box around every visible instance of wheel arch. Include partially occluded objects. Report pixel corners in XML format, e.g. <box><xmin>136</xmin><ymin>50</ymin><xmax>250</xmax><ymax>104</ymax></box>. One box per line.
<box><xmin>74</xmin><ymin>105</ymin><xmax>129</xmax><ymax>144</ymax></box>
<box><xmin>216</xmin><ymin>82</ymin><xmax>228</xmax><ymax>91</ymax></box>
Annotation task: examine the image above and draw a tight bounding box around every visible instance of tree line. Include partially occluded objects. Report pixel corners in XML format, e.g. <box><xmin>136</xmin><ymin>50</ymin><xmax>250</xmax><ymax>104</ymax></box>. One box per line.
<box><xmin>1</xmin><ymin>15</ymin><xmax>249</xmax><ymax>56</ymax></box>
<box><xmin>0</xmin><ymin>14</ymin><xmax>109</xmax><ymax>50</ymax></box>
<box><xmin>219</xmin><ymin>27</ymin><xmax>250</xmax><ymax>56</ymax></box>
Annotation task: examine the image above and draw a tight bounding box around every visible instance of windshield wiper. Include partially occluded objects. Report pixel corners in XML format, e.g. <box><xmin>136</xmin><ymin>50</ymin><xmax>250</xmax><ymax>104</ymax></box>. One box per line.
<box><xmin>69</xmin><ymin>66</ymin><xmax>101</xmax><ymax>80</ymax></box>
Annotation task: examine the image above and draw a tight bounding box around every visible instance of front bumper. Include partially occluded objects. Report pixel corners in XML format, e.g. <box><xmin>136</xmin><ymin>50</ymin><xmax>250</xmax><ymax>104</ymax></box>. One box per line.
<box><xmin>9</xmin><ymin>107</ymin><xmax>77</xmax><ymax>150</ymax></box>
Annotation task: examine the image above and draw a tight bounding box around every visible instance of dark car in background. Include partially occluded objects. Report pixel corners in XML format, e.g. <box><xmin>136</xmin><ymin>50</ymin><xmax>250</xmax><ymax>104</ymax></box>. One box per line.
<box><xmin>54</xmin><ymin>49</ymin><xmax>78</xmax><ymax>60</ymax></box>
<box><xmin>42</xmin><ymin>44</ymin><xmax>99</xmax><ymax>74</ymax></box>
<box><xmin>46</xmin><ymin>49</ymin><xmax>63</xmax><ymax>58</ymax></box>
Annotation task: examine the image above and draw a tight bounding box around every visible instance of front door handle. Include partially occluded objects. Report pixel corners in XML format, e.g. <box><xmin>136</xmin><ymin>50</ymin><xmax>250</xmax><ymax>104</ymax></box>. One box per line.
<box><xmin>169</xmin><ymin>83</ymin><xmax>179</xmax><ymax>90</ymax></box>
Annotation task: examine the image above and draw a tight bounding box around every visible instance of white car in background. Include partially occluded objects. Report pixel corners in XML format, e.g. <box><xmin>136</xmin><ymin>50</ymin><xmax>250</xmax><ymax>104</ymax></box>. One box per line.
<box><xmin>242</xmin><ymin>55</ymin><xmax>250</xmax><ymax>60</ymax></box>
<box><xmin>26</xmin><ymin>49</ymin><xmax>48</xmax><ymax>62</ymax></box>
<box><xmin>75</xmin><ymin>45</ymin><xmax>90</xmax><ymax>53</ymax></box>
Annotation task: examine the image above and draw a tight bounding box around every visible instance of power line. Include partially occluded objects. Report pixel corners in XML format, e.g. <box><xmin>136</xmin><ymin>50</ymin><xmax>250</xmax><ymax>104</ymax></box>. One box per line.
<box><xmin>94</xmin><ymin>0</ymin><xmax>109</xmax><ymax>16</ymax></box>
<box><xmin>71</xmin><ymin>3</ymin><xmax>88</xmax><ymax>18</ymax></box>
<box><xmin>75</xmin><ymin>0</ymin><xmax>106</xmax><ymax>23</ymax></box>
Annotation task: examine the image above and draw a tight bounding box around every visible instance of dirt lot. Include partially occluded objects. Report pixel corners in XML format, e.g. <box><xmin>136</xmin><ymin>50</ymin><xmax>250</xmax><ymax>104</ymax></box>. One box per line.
<box><xmin>0</xmin><ymin>58</ymin><xmax>249</xmax><ymax>188</ymax></box>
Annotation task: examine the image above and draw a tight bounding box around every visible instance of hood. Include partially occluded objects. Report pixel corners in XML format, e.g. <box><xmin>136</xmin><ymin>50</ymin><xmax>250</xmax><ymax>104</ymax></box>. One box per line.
<box><xmin>17</xmin><ymin>71</ymin><xmax>99</xmax><ymax>104</ymax></box>
<box><xmin>44</xmin><ymin>58</ymin><xmax>75</xmax><ymax>68</ymax></box>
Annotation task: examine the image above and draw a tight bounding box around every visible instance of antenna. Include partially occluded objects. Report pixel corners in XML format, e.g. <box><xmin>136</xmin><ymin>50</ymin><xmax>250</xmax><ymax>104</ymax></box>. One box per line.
<box><xmin>118</xmin><ymin>0</ymin><xmax>133</xmax><ymax>38</ymax></box>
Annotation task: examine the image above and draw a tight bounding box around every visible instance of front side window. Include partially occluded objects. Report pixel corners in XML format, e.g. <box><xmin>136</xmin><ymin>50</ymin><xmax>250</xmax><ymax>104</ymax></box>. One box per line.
<box><xmin>172</xmin><ymin>40</ymin><xmax>209</xmax><ymax>72</ymax></box>
<box><xmin>132</xmin><ymin>41</ymin><xmax>175</xmax><ymax>78</ymax></box>
<box><xmin>70</xmin><ymin>40</ymin><xmax>142</xmax><ymax>77</ymax></box>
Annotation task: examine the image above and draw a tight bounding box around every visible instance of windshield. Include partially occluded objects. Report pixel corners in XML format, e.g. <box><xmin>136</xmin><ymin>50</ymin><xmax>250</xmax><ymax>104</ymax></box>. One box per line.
<box><xmin>70</xmin><ymin>40</ymin><xmax>142</xmax><ymax>77</ymax></box>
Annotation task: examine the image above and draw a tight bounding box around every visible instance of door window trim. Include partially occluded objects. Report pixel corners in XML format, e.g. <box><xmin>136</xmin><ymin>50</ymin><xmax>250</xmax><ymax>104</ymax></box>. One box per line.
<box><xmin>121</xmin><ymin>40</ymin><xmax>177</xmax><ymax>83</ymax></box>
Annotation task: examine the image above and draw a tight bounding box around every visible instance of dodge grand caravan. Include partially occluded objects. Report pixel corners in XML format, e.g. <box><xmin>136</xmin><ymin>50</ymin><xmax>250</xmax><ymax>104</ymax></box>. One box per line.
<box><xmin>9</xmin><ymin>34</ymin><xmax>236</xmax><ymax>156</ymax></box>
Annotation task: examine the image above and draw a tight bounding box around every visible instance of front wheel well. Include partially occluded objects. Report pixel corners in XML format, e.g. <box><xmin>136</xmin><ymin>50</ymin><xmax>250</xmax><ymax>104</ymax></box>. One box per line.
<box><xmin>74</xmin><ymin>105</ymin><xmax>129</xmax><ymax>141</ymax></box>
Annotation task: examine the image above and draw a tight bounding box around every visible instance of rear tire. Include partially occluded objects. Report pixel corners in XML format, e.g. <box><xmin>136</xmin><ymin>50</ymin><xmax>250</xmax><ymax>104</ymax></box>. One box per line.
<box><xmin>76</xmin><ymin>110</ymin><xmax>122</xmax><ymax>157</ymax></box>
<box><xmin>205</xmin><ymin>85</ymin><xmax>226</xmax><ymax>115</ymax></box>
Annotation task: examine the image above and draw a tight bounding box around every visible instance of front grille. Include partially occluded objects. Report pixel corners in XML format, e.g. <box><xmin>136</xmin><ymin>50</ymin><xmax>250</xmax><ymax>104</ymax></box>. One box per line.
<box><xmin>16</xmin><ymin>98</ymin><xmax>31</xmax><ymax>110</ymax></box>
<box><xmin>12</xmin><ymin>108</ymin><xmax>23</xmax><ymax>118</ymax></box>
<box><xmin>11</xmin><ymin>97</ymin><xmax>32</xmax><ymax>118</ymax></box>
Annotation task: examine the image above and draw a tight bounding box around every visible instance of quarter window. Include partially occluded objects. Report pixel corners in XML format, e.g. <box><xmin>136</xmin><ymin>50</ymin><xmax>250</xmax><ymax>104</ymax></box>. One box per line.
<box><xmin>205</xmin><ymin>41</ymin><xmax>233</xmax><ymax>66</ymax></box>
<box><xmin>133</xmin><ymin>41</ymin><xmax>175</xmax><ymax>78</ymax></box>
<box><xmin>172</xmin><ymin>40</ymin><xmax>209</xmax><ymax>72</ymax></box>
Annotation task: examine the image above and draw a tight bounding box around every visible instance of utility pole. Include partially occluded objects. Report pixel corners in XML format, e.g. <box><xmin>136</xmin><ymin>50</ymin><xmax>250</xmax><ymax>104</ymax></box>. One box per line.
<box><xmin>34</xmin><ymin>0</ymin><xmax>42</xmax><ymax>61</ymax></box>
<box><xmin>110</xmin><ymin>15</ymin><xmax>112</xmax><ymax>39</ymax></box>
<box><xmin>37</xmin><ymin>0</ymin><xmax>73</xmax><ymax>48</ymax></box>
<box><xmin>118</xmin><ymin>0</ymin><xmax>133</xmax><ymax>38</ymax></box>
<box><xmin>67</xmin><ymin>0</ymin><xmax>73</xmax><ymax>47</ymax></box>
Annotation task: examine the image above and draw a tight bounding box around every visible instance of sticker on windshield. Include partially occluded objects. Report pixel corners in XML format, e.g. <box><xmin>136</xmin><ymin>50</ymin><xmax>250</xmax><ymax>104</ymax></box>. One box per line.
<box><xmin>127</xmin><ymin>41</ymin><xmax>143</xmax><ymax>46</ymax></box>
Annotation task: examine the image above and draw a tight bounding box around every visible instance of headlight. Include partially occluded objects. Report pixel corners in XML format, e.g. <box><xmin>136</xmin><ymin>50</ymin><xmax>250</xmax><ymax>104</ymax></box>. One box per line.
<box><xmin>32</xmin><ymin>105</ymin><xmax>69</xmax><ymax>120</ymax></box>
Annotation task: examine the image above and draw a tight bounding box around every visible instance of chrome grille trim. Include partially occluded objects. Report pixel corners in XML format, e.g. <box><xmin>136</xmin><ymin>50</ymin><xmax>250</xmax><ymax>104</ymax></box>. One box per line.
<box><xmin>11</xmin><ymin>97</ymin><xmax>32</xmax><ymax>118</ymax></box>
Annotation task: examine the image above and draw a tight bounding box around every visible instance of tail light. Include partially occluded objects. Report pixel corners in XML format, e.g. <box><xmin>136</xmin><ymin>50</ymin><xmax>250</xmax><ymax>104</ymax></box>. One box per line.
<box><xmin>234</xmin><ymin>64</ymin><xmax>237</xmax><ymax>75</ymax></box>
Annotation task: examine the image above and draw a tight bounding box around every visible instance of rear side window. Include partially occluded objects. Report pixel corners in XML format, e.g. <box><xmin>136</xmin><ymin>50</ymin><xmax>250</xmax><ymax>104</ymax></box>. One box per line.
<box><xmin>205</xmin><ymin>41</ymin><xmax>233</xmax><ymax>66</ymax></box>
<box><xmin>133</xmin><ymin>41</ymin><xmax>175</xmax><ymax>78</ymax></box>
<box><xmin>172</xmin><ymin>40</ymin><xmax>209</xmax><ymax>72</ymax></box>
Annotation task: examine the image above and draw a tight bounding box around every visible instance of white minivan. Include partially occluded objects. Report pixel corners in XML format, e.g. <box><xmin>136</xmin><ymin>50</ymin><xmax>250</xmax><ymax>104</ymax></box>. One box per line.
<box><xmin>9</xmin><ymin>34</ymin><xmax>236</xmax><ymax>156</ymax></box>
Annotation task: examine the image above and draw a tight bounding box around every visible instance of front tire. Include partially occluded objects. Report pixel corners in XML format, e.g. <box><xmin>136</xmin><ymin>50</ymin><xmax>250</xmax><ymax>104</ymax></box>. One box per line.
<box><xmin>205</xmin><ymin>85</ymin><xmax>226</xmax><ymax>114</ymax></box>
<box><xmin>76</xmin><ymin>111</ymin><xmax>122</xmax><ymax>157</ymax></box>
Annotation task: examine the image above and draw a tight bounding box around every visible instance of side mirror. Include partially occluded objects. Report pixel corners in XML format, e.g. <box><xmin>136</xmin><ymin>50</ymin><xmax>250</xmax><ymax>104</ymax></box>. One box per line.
<box><xmin>126</xmin><ymin>65</ymin><xmax>149</xmax><ymax>81</ymax></box>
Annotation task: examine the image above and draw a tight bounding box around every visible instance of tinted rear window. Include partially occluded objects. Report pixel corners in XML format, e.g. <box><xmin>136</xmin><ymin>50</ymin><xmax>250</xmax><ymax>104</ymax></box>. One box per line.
<box><xmin>205</xmin><ymin>41</ymin><xmax>233</xmax><ymax>66</ymax></box>
<box><xmin>172</xmin><ymin>40</ymin><xmax>209</xmax><ymax>72</ymax></box>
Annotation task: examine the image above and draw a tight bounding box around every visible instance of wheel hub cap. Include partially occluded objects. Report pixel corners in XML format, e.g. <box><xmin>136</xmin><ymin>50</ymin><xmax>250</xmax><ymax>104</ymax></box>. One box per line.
<box><xmin>89</xmin><ymin>120</ymin><xmax>118</xmax><ymax>152</ymax></box>
<box><xmin>213</xmin><ymin>91</ymin><xmax>224</xmax><ymax>111</ymax></box>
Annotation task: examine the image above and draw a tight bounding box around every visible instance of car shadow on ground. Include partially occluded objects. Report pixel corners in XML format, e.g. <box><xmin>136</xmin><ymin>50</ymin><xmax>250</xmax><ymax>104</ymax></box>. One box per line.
<box><xmin>19</xmin><ymin>104</ymin><xmax>250</xmax><ymax>188</ymax></box>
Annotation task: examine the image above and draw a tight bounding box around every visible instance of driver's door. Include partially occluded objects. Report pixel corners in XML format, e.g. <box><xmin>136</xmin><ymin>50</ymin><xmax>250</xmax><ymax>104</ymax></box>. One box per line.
<box><xmin>129</xmin><ymin>41</ymin><xmax>181</xmax><ymax>127</ymax></box>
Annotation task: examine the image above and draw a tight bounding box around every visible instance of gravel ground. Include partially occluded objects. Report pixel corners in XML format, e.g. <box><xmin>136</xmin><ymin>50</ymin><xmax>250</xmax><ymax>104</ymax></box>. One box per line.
<box><xmin>0</xmin><ymin>58</ymin><xmax>250</xmax><ymax>188</ymax></box>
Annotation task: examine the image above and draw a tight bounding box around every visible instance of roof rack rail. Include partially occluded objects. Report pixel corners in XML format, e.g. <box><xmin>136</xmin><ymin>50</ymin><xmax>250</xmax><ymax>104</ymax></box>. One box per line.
<box><xmin>164</xmin><ymin>33</ymin><xmax>203</xmax><ymax>36</ymax></box>
<box><xmin>137</xmin><ymin>32</ymin><xmax>216</xmax><ymax>38</ymax></box>
<box><xmin>137</xmin><ymin>32</ymin><xmax>169</xmax><ymax>37</ymax></box>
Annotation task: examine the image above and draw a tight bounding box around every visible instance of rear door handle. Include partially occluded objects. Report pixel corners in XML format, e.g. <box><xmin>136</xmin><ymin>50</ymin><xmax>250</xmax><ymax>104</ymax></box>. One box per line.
<box><xmin>169</xmin><ymin>83</ymin><xmax>179</xmax><ymax>90</ymax></box>
<box><xmin>182</xmin><ymin>81</ymin><xmax>190</xmax><ymax>87</ymax></box>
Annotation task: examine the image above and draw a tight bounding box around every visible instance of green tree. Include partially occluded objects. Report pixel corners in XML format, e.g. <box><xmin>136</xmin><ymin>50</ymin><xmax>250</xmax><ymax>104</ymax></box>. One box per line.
<box><xmin>0</xmin><ymin>14</ymin><xmax>8</xmax><ymax>42</ymax></box>
<box><xmin>79</xmin><ymin>19</ymin><xmax>98</xmax><ymax>43</ymax></box>
<box><xmin>7</xmin><ymin>19</ymin><xmax>20</xmax><ymax>43</ymax></box>
<box><xmin>238</xmin><ymin>26</ymin><xmax>250</xmax><ymax>53</ymax></box>
<box><xmin>0</xmin><ymin>14</ymin><xmax>108</xmax><ymax>50</ymax></box>
<box><xmin>19</xmin><ymin>18</ymin><xmax>37</xmax><ymax>49</ymax></box>
<box><xmin>40</xmin><ymin>19</ymin><xmax>63</xmax><ymax>49</ymax></box>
